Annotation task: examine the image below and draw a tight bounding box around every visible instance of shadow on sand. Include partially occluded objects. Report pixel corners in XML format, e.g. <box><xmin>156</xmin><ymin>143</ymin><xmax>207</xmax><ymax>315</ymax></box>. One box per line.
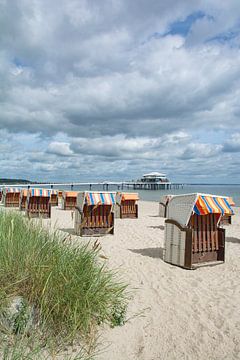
<box><xmin>129</xmin><ymin>247</ymin><xmax>164</xmax><ymax>260</ymax></box>
<box><xmin>148</xmin><ymin>225</ymin><xmax>164</xmax><ymax>230</ymax></box>
<box><xmin>226</xmin><ymin>237</ymin><xmax>240</xmax><ymax>244</ymax></box>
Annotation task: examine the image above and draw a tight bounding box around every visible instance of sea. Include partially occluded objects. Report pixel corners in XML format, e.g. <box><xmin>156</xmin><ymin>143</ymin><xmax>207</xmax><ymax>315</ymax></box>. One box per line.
<box><xmin>38</xmin><ymin>183</ymin><xmax>240</xmax><ymax>206</ymax></box>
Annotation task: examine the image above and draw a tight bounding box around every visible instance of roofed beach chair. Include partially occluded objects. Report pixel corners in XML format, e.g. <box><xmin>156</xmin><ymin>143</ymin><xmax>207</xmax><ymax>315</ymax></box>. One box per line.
<box><xmin>75</xmin><ymin>191</ymin><xmax>116</xmax><ymax>236</ymax></box>
<box><xmin>19</xmin><ymin>189</ymin><xmax>28</xmax><ymax>211</ymax></box>
<box><xmin>50</xmin><ymin>189</ymin><xmax>58</xmax><ymax>207</ymax></box>
<box><xmin>26</xmin><ymin>189</ymin><xmax>51</xmax><ymax>218</ymax></box>
<box><xmin>2</xmin><ymin>187</ymin><xmax>21</xmax><ymax>207</ymax></box>
<box><xmin>115</xmin><ymin>192</ymin><xmax>139</xmax><ymax>218</ymax></box>
<box><xmin>164</xmin><ymin>193</ymin><xmax>234</xmax><ymax>269</ymax></box>
<box><xmin>61</xmin><ymin>191</ymin><xmax>77</xmax><ymax>210</ymax></box>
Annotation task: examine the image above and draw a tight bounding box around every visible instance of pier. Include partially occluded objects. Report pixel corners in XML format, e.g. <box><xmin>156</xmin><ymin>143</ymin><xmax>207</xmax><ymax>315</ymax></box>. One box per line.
<box><xmin>0</xmin><ymin>181</ymin><xmax>184</xmax><ymax>191</ymax></box>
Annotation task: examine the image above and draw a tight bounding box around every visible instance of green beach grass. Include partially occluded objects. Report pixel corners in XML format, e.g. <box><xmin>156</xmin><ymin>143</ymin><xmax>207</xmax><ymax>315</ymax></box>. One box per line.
<box><xmin>0</xmin><ymin>210</ymin><xmax>128</xmax><ymax>358</ymax></box>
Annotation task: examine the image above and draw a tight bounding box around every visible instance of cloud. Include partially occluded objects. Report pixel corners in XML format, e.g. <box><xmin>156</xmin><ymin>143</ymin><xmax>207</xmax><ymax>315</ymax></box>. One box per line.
<box><xmin>179</xmin><ymin>143</ymin><xmax>222</xmax><ymax>160</ymax></box>
<box><xmin>47</xmin><ymin>142</ymin><xmax>73</xmax><ymax>156</ymax></box>
<box><xmin>0</xmin><ymin>0</ymin><xmax>240</xmax><ymax>181</ymax></box>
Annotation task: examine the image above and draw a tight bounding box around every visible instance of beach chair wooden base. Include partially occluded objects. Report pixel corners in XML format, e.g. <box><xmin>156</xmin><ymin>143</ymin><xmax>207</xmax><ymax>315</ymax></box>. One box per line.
<box><xmin>165</xmin><ymin>214</ymin><xmax>225</xmax><ymax>269</ymax></box>
<box><xmin>64</xmin><ymin>198</ymin><xmax>76</xmax><ymax>210</ymax></box>
<box><xmin>5</xmin><ymin>194</ymin><xmax>20</xmax><ymax>207</ymax></box>
<box><xmin>120</xmin><ymin>203</ymin><xmax>138</xmax><ymax>219</ymax></box>
<box><xmin>64</xmin><ymin>204</ymin><xmax>76</xmax><ymax>210</ymax></box>
<box><xmin>5</xmin><ymin>203</ymin><xmax>19</xmax><ymax>208</ymax></box>
<box><xmin>75</xmin><ymin>205</ymin><xmax>114</xmax><ymax>237</ymax></box>
<box><xmin>26</xmin><ymin>198</ymin><xmax>51</xmax><ymax>218</ymax></box>
<box><xmin>50</xmin><ymin>195</ymin><xmax>58</xmax><ymax>207</ymax></box>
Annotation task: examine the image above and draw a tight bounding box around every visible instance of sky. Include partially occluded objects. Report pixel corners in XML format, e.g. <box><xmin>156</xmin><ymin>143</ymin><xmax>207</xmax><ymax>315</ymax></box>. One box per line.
<box><xmin>1</xmin><ymin>0</ymin><xmax>240</xmax><ymax>183</ymax></box>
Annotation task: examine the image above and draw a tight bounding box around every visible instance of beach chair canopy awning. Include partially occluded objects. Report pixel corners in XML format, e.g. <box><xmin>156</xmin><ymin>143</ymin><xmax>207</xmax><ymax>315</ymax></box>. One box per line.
<box><xmin>50</xmin><ymin>190</ymin><xmax>58</xmax><ymax>195</ymax></box>
<box><xmin>167</xmin><ymin>193</ymin><xmax>234</xmax><ymax>227</ymax></box>
<box><xmin>29</xmin><ymin>189</ymin><xmax>51</xmax><ymax>197</ymax></box>
<box><xmin>193</xmin><ymin>195</ymin><xmax>234</xmax><ymax>216</ymax></box>
<box><xmin>121</xmin><ymin>193</ymin><xmax>139</xmax><ymax>201</ymax></box>
<box><xmin>85</xmin><ymin>192</ymin><xmax>115</xmax><ymax>206</ymax></box>
<box><xmin>227</xmin><ymin>197</ymin><xmax>235</xmax><ymax>206</ymax></box>
<box><xmin>4</xmin><ymin>187</ymin><xmax>21</xmax><ymax>193</ymax></box>
<box><xmin>63</xmin><ymin>191</ymin><xmax>78</xmax><ymax>197</ymax></box>
<box><xmin>21</xmin><ymin>189</ymin><xmax>28</xmax><ymax>196</ymax></box>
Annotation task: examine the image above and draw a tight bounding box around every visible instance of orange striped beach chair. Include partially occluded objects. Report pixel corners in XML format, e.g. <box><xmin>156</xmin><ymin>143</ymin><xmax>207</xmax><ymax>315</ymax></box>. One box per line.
<box><xmin>26</xmin><ymin>188</ymin><xmax>51</xmax><ymax>218</ymax></box>
<box><xmin>164</xmin><ymin>193</ymin><xmax>234</xmax><ymax>269</ymax></box>
<box><xmin>75</xmin><ymin>191</ymin><xmax>116</xmax><ymax>236</ymax></box>
<box><xmin>2</xmin><ymin>187</ymin><xmax>21</xmax><ymax>207</ymax></box>
<box><xmin>115</xmin><ymin>192</ymin><xmax>139</xmax><ymax>218</ymax></box>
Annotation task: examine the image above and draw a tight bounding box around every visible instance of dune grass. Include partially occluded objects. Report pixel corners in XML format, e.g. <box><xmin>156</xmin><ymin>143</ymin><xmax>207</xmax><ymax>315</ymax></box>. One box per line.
<box><xmin>0</xmin><ymin>210</ymin><xmax>128</xmax><ymax>357</ymax></box>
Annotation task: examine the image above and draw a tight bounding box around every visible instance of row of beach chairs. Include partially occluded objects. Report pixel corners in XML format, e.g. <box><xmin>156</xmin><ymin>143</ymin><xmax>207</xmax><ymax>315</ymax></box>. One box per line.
<box><xmin>0</xmin><ymin>187</ymin><xmax>235</xmax><ymax>270</ymax></box>
<box><xmin>0</xmin><ymin>188</ymin><xmax>139</xmax><ymax>233</ymax></box>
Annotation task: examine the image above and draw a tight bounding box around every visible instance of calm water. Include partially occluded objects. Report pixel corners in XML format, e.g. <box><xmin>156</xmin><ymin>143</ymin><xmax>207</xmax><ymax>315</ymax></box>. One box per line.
<box><xmin>38</xmin><ymin>184</ymin><xmax>240</xmax><ymax>206</ymax></box>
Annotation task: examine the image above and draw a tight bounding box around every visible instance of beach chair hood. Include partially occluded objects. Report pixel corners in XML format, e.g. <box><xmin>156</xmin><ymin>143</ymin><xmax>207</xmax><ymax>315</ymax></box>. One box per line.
<box><xmin>167</xmin><ymin>193</ymin><xmax>234</xmax><ymax>227</ymax></box>
<box><xmin>21</xmin><ymin>189</ymin><xmax>28</xmax><ymax>196</ymax></box>
<box><xmin>29</xmin><ymin>189</ymin><xmax>51</xmax><ymax>197</ymax></box>
<box><xmin>4</xmin><ymin>187</ymin><xmax>21</xmax><ymax>194</ymax></box>
<box><xmin>63</xmin><ymin>191</ymin><xmax>77</xmax><ymax>198</ymax></box>
<box><xmin>77</xmin><ymin>192</ymin><xmax>116</xmax><ymax>211</ymax></box>
<box><xmin>116</xmin><ymin>192</ymin><xmax>139</xmax><ymax>204</ymax></box>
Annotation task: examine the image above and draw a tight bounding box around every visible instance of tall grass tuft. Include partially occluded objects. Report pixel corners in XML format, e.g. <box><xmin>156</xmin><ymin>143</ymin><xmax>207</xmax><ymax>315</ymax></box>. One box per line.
<box><xmin>0</xmin><ymin>211</ymin><xmax>128</xmax><ymax>353</ymax></box>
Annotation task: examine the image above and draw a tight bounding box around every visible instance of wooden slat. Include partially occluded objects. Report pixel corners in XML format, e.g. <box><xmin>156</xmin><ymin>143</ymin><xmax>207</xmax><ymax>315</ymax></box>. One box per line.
<box><xmin>202</xmin><ymin>216</ymin><xmax>206</xmax><ymax>252</ymax></box>
<box><xmin>194</xmin><ymin>215</ymin><xmax>198</xmax><ymax>253</ymax></box>
<box><xmin>198</xmin><ymin>215</ymin><xmax>202</xmax><ymax>252</ymax></box>
<box><xmin>214</xmin><ymin>215</ymin><xmax>219</xmax><ymax>250</ymax></box>
<box><xmin>209</xmin><ymin>214</ymin><xmax>214</xmax><ymax>251</ymax></box>
<box><xmin>206</xmin><ymin>215</ymin><xmax>210</xmax><ymax>251</ymax></box>
<box><xmin>107</xmin><ymin>207</ymin><xmax>111</xmax><ymax>228</ymax></box>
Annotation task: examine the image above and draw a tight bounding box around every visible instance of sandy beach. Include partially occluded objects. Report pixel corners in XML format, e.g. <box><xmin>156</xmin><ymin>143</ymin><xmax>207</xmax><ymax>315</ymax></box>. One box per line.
<box><xmin>39</xmin><ymin>201</ymin><xmax>240</xmax><ymax>360</ymax></box>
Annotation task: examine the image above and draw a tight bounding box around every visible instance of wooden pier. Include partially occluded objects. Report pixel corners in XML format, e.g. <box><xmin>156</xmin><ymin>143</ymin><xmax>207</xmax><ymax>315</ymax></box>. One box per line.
<box><xmin>0</xmin><ymin>181</ymin><xmax>184</xmax><ymax>191</ymax></box>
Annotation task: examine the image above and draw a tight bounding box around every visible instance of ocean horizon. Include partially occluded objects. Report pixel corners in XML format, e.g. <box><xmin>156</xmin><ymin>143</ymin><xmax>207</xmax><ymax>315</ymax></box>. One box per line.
<box><xmin>26</xmin><ymin>183</ymin><xmax>240</xmax><ymax>206</ymax></box>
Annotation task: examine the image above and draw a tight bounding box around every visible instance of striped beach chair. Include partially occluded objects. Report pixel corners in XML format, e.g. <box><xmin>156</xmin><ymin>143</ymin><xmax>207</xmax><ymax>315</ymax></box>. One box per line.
<box><xmin>19</xmin><ymin>189</ymin><xmax>28</xmax><ymax>211</ymax></box>
<box><xmin>164</xmin><ymin>193</ymin><xmax>234</xmax><ymax>269</ymax></box>
<box><xmin>61</xmin><ymin>191</ymin><xmax>77</xmax><ymax>210</ymax></box>
<box><xmin>75</xmin><ymin>191</ymin><xmax>116</xmax><ymax>236</ymax></box>
<box><xmin>26</xmin><ymin>189</ymin><xmax>51</xmax><ymax>218</ymax></box>
<box><xmin>115</xmin><ymin>192</ymin><xmax>139</xmax><ymax>218</ymax></box>
<box><xmin>2</xmin><ymin>187</ymin><xmax>21</xmax><ymax>207</ymax></box>
<box><xmin>50</xmin><ymin>189</ymin><xmax>58</xmax><ymax>207</ymax></box>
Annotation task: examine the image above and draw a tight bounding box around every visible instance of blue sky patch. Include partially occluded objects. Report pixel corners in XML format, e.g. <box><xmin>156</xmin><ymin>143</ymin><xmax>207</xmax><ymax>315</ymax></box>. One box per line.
<box><xmin>165</xmin><ymin>11</ymin><xmax>206</xmax><ymax>37</ymax></box>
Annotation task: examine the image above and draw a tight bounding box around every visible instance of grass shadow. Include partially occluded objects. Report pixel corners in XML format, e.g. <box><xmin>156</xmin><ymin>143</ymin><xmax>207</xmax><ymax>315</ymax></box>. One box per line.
<box><xmin>129</xmin><ymin>247</ymin><xmax>164</xmax><ymax>260</ymax></box>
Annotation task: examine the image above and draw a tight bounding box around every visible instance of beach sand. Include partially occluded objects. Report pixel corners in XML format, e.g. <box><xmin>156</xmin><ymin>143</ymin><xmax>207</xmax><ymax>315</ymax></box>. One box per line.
<box><xmin>34</xmin><ymin>201</ymin><xmax>240</xmax><ymax>359</ymax></box>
